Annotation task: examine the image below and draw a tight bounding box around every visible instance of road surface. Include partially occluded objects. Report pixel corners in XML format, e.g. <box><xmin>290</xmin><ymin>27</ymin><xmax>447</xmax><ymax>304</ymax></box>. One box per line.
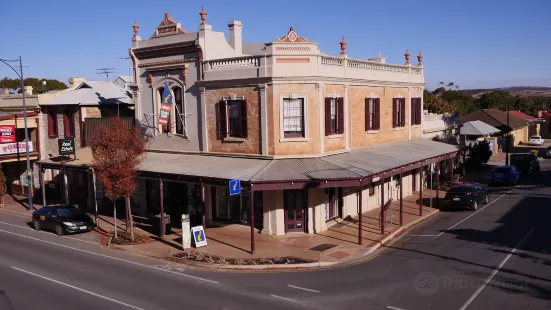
<box><xmin>1</xmin><ymin>161</ymin><xmax>550</xmax><ymax>310</ymax></box>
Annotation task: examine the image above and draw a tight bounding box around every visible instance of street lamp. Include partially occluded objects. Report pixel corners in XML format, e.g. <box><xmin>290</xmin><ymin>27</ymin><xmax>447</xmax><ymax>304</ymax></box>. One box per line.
<box><xmin>0</xmin><ymin>56</ymin><xmax>33</xmax><ymax>211</ymax></box>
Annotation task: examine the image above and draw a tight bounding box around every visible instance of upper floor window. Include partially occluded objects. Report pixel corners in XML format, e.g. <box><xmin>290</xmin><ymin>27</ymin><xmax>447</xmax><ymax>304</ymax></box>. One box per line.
<box><xmin>63</xmin><ymin>110</ymin><xmax>75</xmax><ymax>138</ymax></box>
<box><xmin>365</xmin><ymin>98</ymin><xmax>380</xmax><ymax>131</ymax></box>
<box><xmin>411</xmin><ymin>98</ymin><xmax>422</xmax><ymax>125</ymax></box>
<box><xmin>218</xmin><ymin>99</ymin><xmax>247</xmax><ymax>139</ymax></box>
<box><xmin>283</xmin><ymin>98</ymin><xmax>305</xmax><ymax>138</ymax></box>
<box><xmin>48</xmin><ymin>111</ymin><xmax>58</xmax><ymax>138</ymax></box>
<box><xmin>173</xmin><ymin>87</ymin><xmax>185</xmax><ymax>135</ymax></box>
<box><xmin>325</xmin><ymin>97</ymin><xmax>344</xmax><ymax>136</ymax></box>
<box><xmin>393</xmin><ymin>98</ymin><xmax>406</xmax><ymax>128</ymax></box>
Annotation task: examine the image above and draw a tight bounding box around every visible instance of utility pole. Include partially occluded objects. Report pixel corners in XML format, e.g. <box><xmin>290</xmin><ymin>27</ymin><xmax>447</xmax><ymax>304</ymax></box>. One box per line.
<box><xmin>505</xmin><ymin>101</ymin><xmax>510</xmax><ymax>166</ymax></box>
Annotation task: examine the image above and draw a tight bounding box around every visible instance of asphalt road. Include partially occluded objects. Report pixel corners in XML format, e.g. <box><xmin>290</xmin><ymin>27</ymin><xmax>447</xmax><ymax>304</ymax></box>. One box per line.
<box><xmin>1</xmin><ymin>160</ymin><xmax>551</xmax><ymax>310</ymax></box>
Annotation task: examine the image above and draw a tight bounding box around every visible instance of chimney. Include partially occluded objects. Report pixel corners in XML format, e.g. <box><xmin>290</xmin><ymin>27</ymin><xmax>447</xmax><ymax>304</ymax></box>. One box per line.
<box><xmin>24</xmin><ymin>86</ymin><xmax>33</xmax><ymax>95</ymax></box>
<box><xmin>228</xmin><ymin>20</ymin><xmax>242</xmax><ymax>55</ymax></box>
<box><xmin>69</xmin><ymin>77</ymin><xmax>85</xmax><ymax>89</ymax></box>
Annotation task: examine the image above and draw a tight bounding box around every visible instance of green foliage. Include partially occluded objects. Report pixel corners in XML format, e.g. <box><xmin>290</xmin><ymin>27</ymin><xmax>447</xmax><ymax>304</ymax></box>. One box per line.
<box><xmin>469</xmin><ymin>140</ymin><xmax>493</xmax><ymax>165</ymax></box>
<box><xmin>0</xmin><ymin>77</ymin><xmax>68</xmax><ymax>94</ymax></box>
<box><xmin>0</xmin><ymin>166</ymin><xmax>6</xmax><ymax>196</ymax></box>
<box><xmin>478</xmin><ymin>91</ymin><xmax>514</xmax><ymax>110</ymax></box>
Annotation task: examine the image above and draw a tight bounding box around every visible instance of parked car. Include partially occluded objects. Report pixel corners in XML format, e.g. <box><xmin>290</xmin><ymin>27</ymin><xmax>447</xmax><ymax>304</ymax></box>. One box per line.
<box><xmin>545</xmin><ymin>146</ymin><xmax>551</xmax><ymax>158</ymax></box>
<box><xmin>528</xmin><ymin>135</ymin><xmax>545</xmax><ymax>146</ymax></box>
<box><xmin>32</xmin><ymin>205</ymin><xmax>94</xmax><ymax>236</ymax></box>
<box><xmin>490</xmin><ymin>166</ymin><xmax>520</xmax><ymax>186</ymax></box>
<box><xmin>510</xmin><ymin>152</ymin><xmax>540</xmax><ymax>174</ymax></box>
<box><xmin>443</xmin><ymin>184</ymin><xmax>489</xmax><ymax>211</ymax></box>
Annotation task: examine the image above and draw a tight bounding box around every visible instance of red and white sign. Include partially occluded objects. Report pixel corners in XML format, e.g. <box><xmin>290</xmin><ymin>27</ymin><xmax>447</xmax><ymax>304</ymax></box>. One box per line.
<box><xmin>0</xmin><ymin>125</ymin><xmax>15</xmax><ymax>143</ymax></box>
<box><xmin>0</xmin><ymin>142</ymin><xmax>33</xmax><ymax>156</ymax></box>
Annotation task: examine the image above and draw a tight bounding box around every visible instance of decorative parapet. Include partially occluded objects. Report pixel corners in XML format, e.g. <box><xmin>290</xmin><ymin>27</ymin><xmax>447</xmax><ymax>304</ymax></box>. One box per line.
<box><xmin>204</xmin><ymin>56</ymin><xmax>260</xmax><ymax>71</ymax></box>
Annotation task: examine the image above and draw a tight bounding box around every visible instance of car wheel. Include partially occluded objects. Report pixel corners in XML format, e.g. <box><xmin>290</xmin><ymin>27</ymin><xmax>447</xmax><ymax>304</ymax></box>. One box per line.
<box><xmin>472</xmin><ymin>200</ymin><xmax>478</xmax><ymax>211</ymax></box>
<box><xmin>33</xmin><ymin>220</ymin><xmax>41</xmax><ymax>231</ymax></box>
<box><xmin>484</xmin><ymin>194</ymin><xmax>489</xmax><ymax>204</ymax></box>
<box><xmin>55</xmin><ymin>224</ymin><xmax>65</xmax><ymax>236</ymax></box>
<box><xmin>512</xmin><ymin>179</ymin><xmax>517</xmax><ymax>186</ymax></box>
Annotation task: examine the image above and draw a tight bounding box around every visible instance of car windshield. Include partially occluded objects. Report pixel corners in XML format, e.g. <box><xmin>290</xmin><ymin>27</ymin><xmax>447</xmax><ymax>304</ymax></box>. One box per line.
<box><xmin>494</xmin><ymin>167</ymin><xmax>511</xmax><ymax>173</ymax></box>
<box><xmin>530</xmin><ymin>136</ymin><xmax>541</xmax><ymax>140</ymax></box>
<box><xmin>57</xmin><ymin>206</ymin><xmax>84</xmax><ymax>217</ymax></box>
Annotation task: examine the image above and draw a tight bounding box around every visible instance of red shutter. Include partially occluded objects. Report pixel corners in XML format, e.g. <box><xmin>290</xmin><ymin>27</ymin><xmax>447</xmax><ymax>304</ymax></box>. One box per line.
<box><xmin>400</xmin><ymin>98</ymin><xmax>406</xmax><ymax>127</ymax></box>
<box><xmin>365</xmin><ymin>98</ymin><xmax>371</xmax><ymax>131</ymax></box>
<box><xmin>218</xmin><ymin>101</ymin><xmax>227</xmax><ymax>138</ymax></box>
<box><xmin>325</xmin><ymin>98</ymin><xmax>331</xmax><ymax>136</ymax></box>
<box><xmin>337</xmin><ymin>97</ymin><xmax>344</xmax><ymax>134</ymax></box>
<box><xmin>241</xmin><ymin>101</ymin><xmax>247</xmax><ymax>138</ymax></box>
<box><xmin>392</xmin><ymin>99</ymin><xmax>397</xmax><ymax>128</ymax></box>
<box><xmin>374</xmin><ymin>99</ymin><xmax>381</xmax><ymax>130</ymax></box>
<box><xmin>48</xmin><ymin>112</ymin><xmax>55</xmax><ymax>137</ymax></box>
<box><xmin>63</xmin><ymin>111</ymin><xmax>69</xmax><ymax>137</ymax></box>
<box><xmin>417</xmin><ymin>98</ymin><xmax>422</xmax><ymax>125</ymax></box>
<box><xmin>411</xmin><ymin>98</ymin><xmax>415</xmax><ymax>125</ymax></box>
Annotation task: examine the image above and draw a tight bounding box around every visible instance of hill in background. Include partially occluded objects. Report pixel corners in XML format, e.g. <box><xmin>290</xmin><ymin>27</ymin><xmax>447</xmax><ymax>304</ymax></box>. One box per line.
<box><xmin>462</xmin><ymin>86</ymin><xmax>551</xmax><ymax>98</ymax></box>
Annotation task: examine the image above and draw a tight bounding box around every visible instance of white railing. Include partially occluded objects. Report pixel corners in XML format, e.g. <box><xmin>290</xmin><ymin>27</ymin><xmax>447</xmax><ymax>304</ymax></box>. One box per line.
<box><xmin>346</xmin><ymin>58</ymin><xmax>408</xmax><ymax>73</ymax></box>
<box><xmin>204</xmin><ymin>56</ymin><xmax>260</xmax><ymax>71</ymax></box>
<box><xmin>320</xmin><ymin>56</ymin><xmax>343</xmax><ymax>66</ymax></box>
<box><xmin>411</xmin><ymin>67</ymin><xmax>422</xmax><ymax>74</ymax></box>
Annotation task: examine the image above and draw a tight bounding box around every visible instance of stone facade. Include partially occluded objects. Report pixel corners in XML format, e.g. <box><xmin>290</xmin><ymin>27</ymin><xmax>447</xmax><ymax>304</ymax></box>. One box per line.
<box><xmin>206</xmin><ymin>86</ymin><xmax>262</xmax><ymax>155</ymax></box>
<box><xmin>41</xmin><ymin>107</ymin><xmax>82</xmax><ymax>158</ymax></box>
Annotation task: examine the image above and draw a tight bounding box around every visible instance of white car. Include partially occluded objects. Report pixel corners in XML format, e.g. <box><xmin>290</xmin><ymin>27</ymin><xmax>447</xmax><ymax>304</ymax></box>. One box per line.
<box><xmin>528</xmin><ymin>135</ymin><xmax>545</xmax><ymax>146</ymax></box>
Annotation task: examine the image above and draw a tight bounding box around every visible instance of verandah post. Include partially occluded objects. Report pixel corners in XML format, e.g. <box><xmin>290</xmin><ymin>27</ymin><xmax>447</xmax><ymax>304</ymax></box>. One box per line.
<box><xmin>250</xmin><ymin>185</ymin><xmax>255</xmax><ymax>254</ymax></box>
<box><xmin>358</xmin><ymin>180</ymin><xmax>363</xmax><ymax>245</ymax></box>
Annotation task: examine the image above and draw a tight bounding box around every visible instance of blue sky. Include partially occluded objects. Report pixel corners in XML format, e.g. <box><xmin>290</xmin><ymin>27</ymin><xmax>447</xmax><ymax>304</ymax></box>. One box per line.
<box><xmin>1</xmin><ymin>0</ymin><xmax>550</xmax><ymax>89</ymax></box>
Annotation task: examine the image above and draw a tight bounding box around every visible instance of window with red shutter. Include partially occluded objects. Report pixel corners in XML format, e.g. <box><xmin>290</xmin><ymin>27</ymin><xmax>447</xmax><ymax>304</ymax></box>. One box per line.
<box><xmin>63</xmin><ymin>110</ymin><xmax>75</xmax><ymax>138</ymax></box>
<box><xmin>325</xmin><ymin>97</ymin><xmax>332</xmax><ymax>136</ymax></box>
<box><xmin>400</xmin><ymin>98</ymin><xmax>406</xmax><ymax>127</ymax></box>
<box><xmin>392</xmin><ymin>99</ymin><xmax>397</xmax><ymax>128</ymax></box>
<box><xmin>411</xmin><ymin>98</ymin><xmax>416</xmax><ymax>125</ymax></box>
<box><xmin>337</xmin><ymin>97</ymin><xmax>344</xmax><ymax>134</ymax></box>
<box><xmin>374</xmin><ymin>99</ymin><xmax>381</xmax><ymax>130</ymax></box>
<box><xmin>228</xmin><ymin>100</ymin><xmax>246</xmax><ymax>138</ymax></box>
<box><xmin>217</xmin><ymin>100</ymin><xmax>227</xmax><ymax>138</ymax></box>
<box><xmin>365</xmin><ymin>98</ymin><xmax>371</xmax><ymax>131</ymax></box>
<box><xmin>416</xmin><ymin>98</ymin><xmax>422</xmax><ymax>125</ymax></box>
<box><xmin>48</xmin><ymin>111</ymin><xmax>57</xmax><ymax>137</ymax></box>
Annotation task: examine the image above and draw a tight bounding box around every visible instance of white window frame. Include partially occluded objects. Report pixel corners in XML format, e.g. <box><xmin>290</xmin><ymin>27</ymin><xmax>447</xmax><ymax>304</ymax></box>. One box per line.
<box><xmin>279</xmin><ymin>94</ymin><xmax>309</xmax><ymax>142</ymax></box>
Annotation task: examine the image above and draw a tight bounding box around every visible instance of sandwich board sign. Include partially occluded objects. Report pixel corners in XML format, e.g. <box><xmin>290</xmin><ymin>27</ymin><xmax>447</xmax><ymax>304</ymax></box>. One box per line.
<box><xmin>191</xmin><ymin>225</ymin><xmax>207</xmax><ymax>248</ymax></box>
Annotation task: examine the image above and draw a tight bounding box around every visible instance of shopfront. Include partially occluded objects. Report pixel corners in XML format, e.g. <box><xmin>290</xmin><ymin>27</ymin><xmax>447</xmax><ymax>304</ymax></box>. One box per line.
<box><xmin>211</xmin><ymin>185</ymin><xmax>263</xmax><ymax>229</ymax></box>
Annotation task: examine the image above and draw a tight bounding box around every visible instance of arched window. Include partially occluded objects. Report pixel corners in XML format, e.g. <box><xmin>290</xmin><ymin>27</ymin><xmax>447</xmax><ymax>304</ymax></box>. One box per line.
<box><xmin>172</xmin><ymin>87</ymin><xmax>184</xmax><ymax>135</ymax></box>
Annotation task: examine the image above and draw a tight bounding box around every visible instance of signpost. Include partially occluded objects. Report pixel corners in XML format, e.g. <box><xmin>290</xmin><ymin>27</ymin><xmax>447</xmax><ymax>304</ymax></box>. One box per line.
<box><xmin>0</xmin><ymin>125</ymin><xmax>15</xmax><ymax>143</ymax></box>
<box><xmin>229</xmin><ymin>179</ymin><xmax>240</xmax><ymax>196</ymax></box>
<box><xmin>58</xmin><ymin>139</ymin><xmax>75</xmax><ymax>158</ymax></box>
<box><xmin>191</xmin><ymin>225</ymin><xmax>207</xmax><ymax>248</ymax></box>
<box><xmin>181</xmin><ymin>214</ymin><xmax>191</xmax><ymax>252</ymax></box>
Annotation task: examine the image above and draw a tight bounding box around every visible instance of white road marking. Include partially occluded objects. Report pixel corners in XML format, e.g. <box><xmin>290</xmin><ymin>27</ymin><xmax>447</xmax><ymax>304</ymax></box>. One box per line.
<box><xmin>0</xmin><ymin>209</ymin><xmax>30</xmax><ymax>218</ymax></box>
<box><xmin>270</xmin><ymin>294</ymin><xmax>297</xmax><ymax>302</ymax></box>
<box><xmin>0</xmin><ymin>228</ymin><xmax>218</xmax><ymax>284</ymax></box>
<box><xmin>387</xmin><ymin>306</ymin><xmax>408</xmax><ymax>310</ymax></box>
<box><xmin>458</xmin><ymin>228</ymin><xmax>535</xmax><ymax>310</ymax></box>
<box><xmin>0</xmin><ymin>220</ymin><xmax>98</xmax><ymax>245</ymax></box>
<box><xmin>411</xmin><ymin>234</ymin><xmax>440</xmax><ymax>237</ymax></box>
<box><xmin>287</xmin><ymin>284</ymin><xmax>320</xmax><ymax>293</ymax></box>
<box><xmin>434</xmin><ymin>185</ymin><xmax>519</xmax><ymax>239</ymax></box>
<box><xmin>11</xmin><ymin>266</ymin><xmax>145</xmax><ymax>310</ymax></box>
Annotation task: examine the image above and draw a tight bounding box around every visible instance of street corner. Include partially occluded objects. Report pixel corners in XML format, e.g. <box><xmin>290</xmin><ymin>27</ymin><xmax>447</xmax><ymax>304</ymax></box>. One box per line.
<box><xmin>413</xmin><ymin>271</ymin><xmax>439</xmax><ymax>296</ymax></box>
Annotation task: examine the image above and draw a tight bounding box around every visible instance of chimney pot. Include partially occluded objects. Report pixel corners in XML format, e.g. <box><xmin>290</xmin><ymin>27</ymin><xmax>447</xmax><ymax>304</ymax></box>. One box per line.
<box><xmin>24</xmin><ymin>86</ymin><xmax>33</xmax><ymax>95</ymax></box>
<box><xmin>69</xmin><ymin>77</ymin><xmax>85</xmax><ymax>88</ymax></box>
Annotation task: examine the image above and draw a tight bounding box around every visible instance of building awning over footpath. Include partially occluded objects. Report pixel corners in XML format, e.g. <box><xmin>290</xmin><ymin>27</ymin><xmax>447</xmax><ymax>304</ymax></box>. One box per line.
<box><xmin>139</xmin><ymin>139</ymin><xmax>462</xmax><ymax>190</ymax></box>
<box><xmin>37</xmin><ymin>140</ymin><xmax>461</xmax><ymax>189</ymax></box>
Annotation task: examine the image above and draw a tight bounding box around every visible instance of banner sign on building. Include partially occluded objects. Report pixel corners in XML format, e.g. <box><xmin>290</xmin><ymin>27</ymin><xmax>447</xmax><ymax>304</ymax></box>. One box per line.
<box><xmin>0</xmin><ymin>125</ymin><xmax>15</xmax><ymax>143</ymax></box>
<box><xmin>58</xmin><ymin>139</ymin><xmax>75</xmax><ymax>155</ymax></box>
<box><xmin>0</xmin><ymin>141</ymin><xmax>33</xmax><ymax>156</ymax></box>
<box><xmin>158</xmin><ymin>81</ymin><xmax>173</xmax><ymax>126</ymax></box>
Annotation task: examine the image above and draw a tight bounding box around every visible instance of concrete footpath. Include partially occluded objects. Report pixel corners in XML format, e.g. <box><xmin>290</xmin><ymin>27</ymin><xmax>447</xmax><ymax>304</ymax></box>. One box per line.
<box><xmin>0</xmin><ymin>189</ymin><xmax>447</xmax><ymax>271</ymax></box>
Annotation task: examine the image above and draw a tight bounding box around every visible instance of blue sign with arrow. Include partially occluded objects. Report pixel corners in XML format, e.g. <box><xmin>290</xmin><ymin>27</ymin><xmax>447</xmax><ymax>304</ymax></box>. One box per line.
<box><xmin>229</xmin><ymin>179</ymin><xmax>240</xmax><ymax>195</ymax></box>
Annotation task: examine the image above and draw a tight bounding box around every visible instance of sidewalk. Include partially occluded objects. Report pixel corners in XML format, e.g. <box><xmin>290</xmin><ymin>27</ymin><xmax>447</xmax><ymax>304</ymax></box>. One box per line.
<box><xmin>0</xmin><ymin>190</ymin><xmax>446</xmax><ymax>269</ymax></box>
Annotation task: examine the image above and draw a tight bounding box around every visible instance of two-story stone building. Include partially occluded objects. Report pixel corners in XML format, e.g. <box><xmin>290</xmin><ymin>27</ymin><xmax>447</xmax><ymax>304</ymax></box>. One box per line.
<box><xmin>129</xmin><ymin>8</ymin><xmax>459</xmax><ymax>247</ymax></box>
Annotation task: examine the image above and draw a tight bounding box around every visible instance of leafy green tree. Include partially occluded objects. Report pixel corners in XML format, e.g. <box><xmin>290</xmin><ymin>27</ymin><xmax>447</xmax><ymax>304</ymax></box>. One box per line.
<box><xmin>477</xmin><ymin>91</ymin><xmax>514</xmax><ymax>110</ymax></box>
<box><xmin>0</xmin><ymin>77</ymin><xmax>68</xmax><ymax>94</ymax></box>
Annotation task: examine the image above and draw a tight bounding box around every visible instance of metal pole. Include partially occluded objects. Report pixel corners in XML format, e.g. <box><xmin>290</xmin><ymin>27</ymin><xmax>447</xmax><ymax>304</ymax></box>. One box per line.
<box><xmin>250</xmin><ymin>186</ymin><xmax>255</xmax><ymax>254</ymax></box>
<box><xmin>430</xmin><ymin>164</ymin><xmax>433</xmax><ymax>211</ymax></box>
<box><xmin>389</xmin><ymin>180</ymin><xmax>393</xmax><ymax>232</ymax></box>
<box><xmin>506</xmin><ymin>103</ymin><xmax>510</xmax><ymax>166</ymax></box>
<box><xmin>399</xmin><ymin>172</ymin><xmax>403</xmax><ymax>226</ymax></box>
<box><xmin>419</xmin><ymin>168</ymin><xmax>423</xmax><ymax>216</ymax></box>
<box><xmin>113</xmin><ymin>200</ymin><xmax>117</xmax><ymax>239</ymax></box>
<box><xmin>380</xmin><ymin>179</ymin><xmax>384</xmax><ymax>234</ymax></box>
<box><xmin>91</xmin><ymin>169</ymin><xmax>99</xmax><ymax>227</ymax></box>
<box><xmin>40</xmin><ymin>167</ymin><xmax>46</xmax><ymax>207</ymax></box>
<box><xmin>436</xmin><ymin>162</ymin><xmax>440</xmax><ymax>210</ymax></box>
<box><xmin>19</xmin><ymin>57</ymin><xmax>33</xmax><ymax>211</ymax></box>
<box><xmin>159</xmin><ymin>177</ymin><xmax>165</xmax><ymax>237</ymax></box>
<box><xmin>358</xmin><ymin>181</ymin><xmax>362</xmax><ymax>245</ymax></box>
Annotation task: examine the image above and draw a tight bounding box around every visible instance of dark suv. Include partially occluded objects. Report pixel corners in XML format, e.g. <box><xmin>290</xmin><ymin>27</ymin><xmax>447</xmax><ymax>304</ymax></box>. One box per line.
<box><xmin>510</xmin><ymin>153</ymin><xmax>540</xmax><ymax>174</ymax></box>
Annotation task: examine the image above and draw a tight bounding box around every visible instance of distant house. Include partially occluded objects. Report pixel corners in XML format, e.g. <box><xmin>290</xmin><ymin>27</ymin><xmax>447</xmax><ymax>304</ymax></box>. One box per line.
<box><xmin>507</xmin><ymin>110</ymin><xmax>541</xmax><ymax>138</ymax></box>
<box><xmin>422</xmin><ymin>110</ymin><xmax>459</xmax><ymax>143</ymax></box>
<box><xmin>114</xmin><ymin>76</ymin><xmax>132</xmax><ymax>91</ymax></box>
<box><xmin>460</xmin><ymin>108</ymin><xmax>530</xmax><ymax>149</ymax></box>
<box><xmin>537</xmin><ymin>110</ymin><xmax>551</xmax><ymax>138</ymax></box>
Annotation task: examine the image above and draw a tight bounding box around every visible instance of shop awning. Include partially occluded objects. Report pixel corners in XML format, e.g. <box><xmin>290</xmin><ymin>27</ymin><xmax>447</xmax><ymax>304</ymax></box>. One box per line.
<box><xmin>139</xmin><ymin>139</ymin><xmax>462</xmax><ymax>188</ymax></box>
<box><xmin>37</xmin><ymin>147</ymin><xmax>94</xmax><ymax>171</ymax></box>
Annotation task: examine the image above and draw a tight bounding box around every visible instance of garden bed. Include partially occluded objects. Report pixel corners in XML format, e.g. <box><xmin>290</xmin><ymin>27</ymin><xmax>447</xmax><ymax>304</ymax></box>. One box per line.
<box><xmin>97</xmin><ymin>228</ymin><xmax>153</xmax><ymax>246</ymax></box>
<box><xmin>172</xmin><ymin>251</ymin><xmax>316</xmax><ymax>265</ymax></box>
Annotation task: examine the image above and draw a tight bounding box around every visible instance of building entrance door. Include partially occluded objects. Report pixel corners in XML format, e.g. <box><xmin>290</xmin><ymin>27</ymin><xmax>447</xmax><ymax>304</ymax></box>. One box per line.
<box><xmin>284</xmin><ymin>190</ymin><xmax>306</xmax><ymax>233</ymax></box>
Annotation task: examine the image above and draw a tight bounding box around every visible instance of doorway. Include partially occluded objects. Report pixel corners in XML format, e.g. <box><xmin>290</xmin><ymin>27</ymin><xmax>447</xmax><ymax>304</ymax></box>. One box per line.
<box><xmin>284</xmin><ymin>190</ymin><xmax>306</xmax><ymax>233</ymax></box>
